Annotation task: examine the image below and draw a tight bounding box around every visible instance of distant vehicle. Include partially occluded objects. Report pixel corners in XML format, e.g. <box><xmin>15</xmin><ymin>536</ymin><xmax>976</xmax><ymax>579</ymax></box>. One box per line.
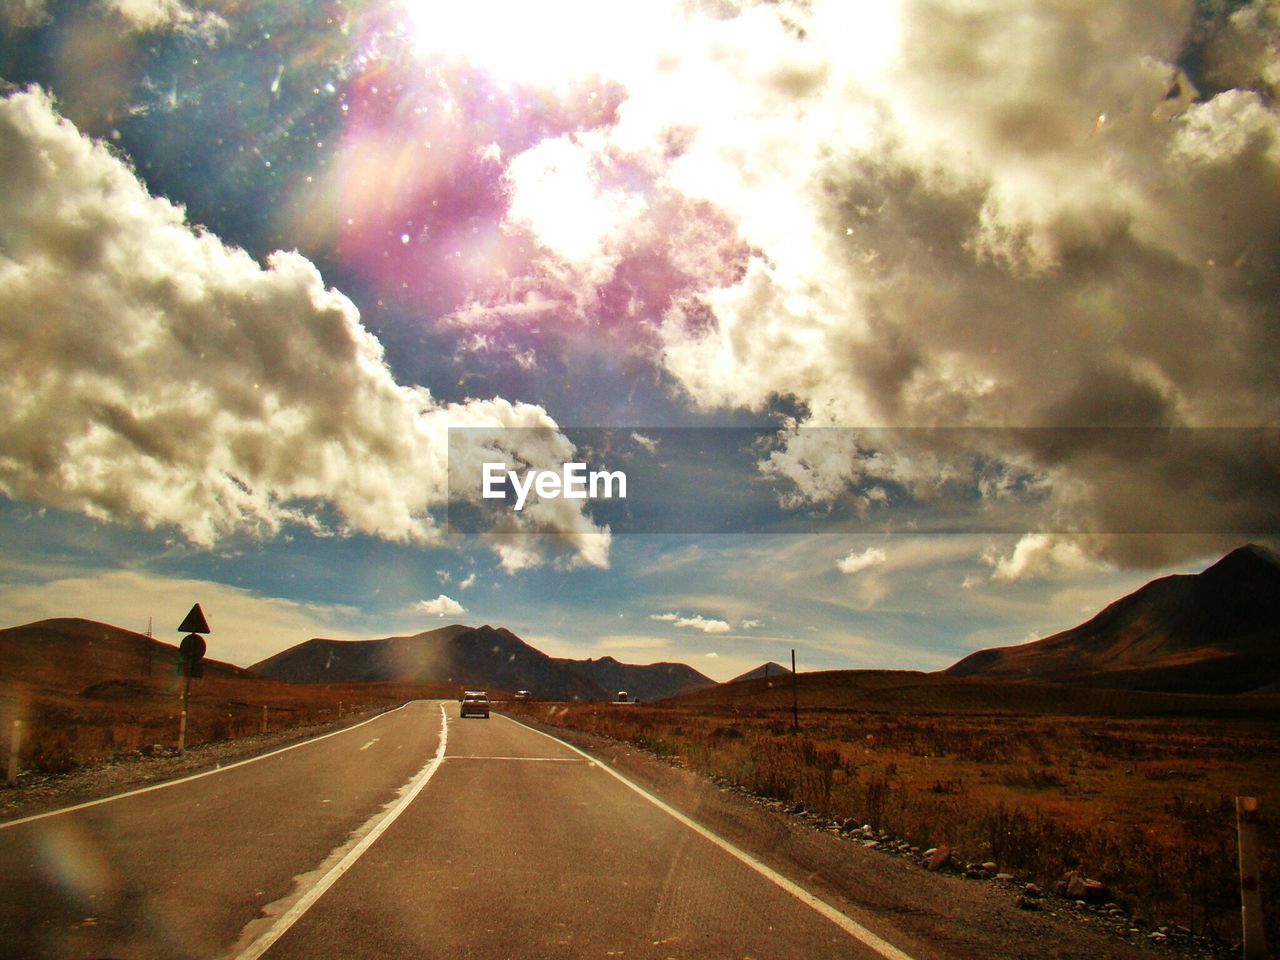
<box><xmin>461</xmin><ymin>692</ymin><xmax>490</xmax><ymax>718</ymax></box>
<box><xmin>615</xmin><ymin>690</ymin><xmax>629</xmax><ymax>702</ymax></box>
<box><xmin>514</xmin><ymin>690</ymin><xmax>531</xmax><ymax>700</ymax></box>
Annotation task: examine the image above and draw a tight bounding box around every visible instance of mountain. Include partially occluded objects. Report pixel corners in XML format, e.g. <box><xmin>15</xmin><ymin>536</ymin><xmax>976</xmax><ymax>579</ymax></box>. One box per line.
<box><xmin>250</xmin><ymin>624</ymin><xmax>605</xmax><ymax>700</ymax></box>
<box><xmin>0</xmin><ymin>617</ymin><xmax>255</xmax><ymax>693</ymax></box>
<box><xmin>554</xmin><ymin>655</ymin><xmax>715</xmax><ymax>701</ymax></box>
<box><xmin>729</xmin><ymin>661</ymin><xmax>792</xmax><ymax>684</ymax></box>
<box><xmin>946</xmin><ymin>544</ymin><xmax>1280</xmax><ymax>694</ymax></box>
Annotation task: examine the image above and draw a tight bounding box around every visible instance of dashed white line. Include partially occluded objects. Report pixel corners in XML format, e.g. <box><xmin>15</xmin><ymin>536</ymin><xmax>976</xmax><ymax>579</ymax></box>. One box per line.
<box><xmin>445</xmin><ymin>755</ymin><xmax>589</xmax><ymax>762</ymax></box>
<box><xmin>358</xmin><ymin>738</ymin><xmax>380</xmax><ymax>751</ymax></box>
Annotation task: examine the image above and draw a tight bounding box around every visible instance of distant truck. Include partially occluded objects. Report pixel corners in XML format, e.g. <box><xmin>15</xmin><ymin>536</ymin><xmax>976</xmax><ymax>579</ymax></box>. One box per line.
<box><xmin>615</xmin><ymin>690</ymin><xmax>629</xmax><ymax>702</ymax></box>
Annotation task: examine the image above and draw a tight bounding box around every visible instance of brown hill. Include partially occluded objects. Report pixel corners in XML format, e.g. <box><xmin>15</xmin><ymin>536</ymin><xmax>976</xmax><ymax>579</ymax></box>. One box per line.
<box><xmin>667</xmin><ymin>667</ymin><xmax>1280</xmax><ymax>719</ymax></box>
<box><xmin>249</xmin><ymin>624</ymin><xmax>605</xmax><ymax>701</ymax></box>
<box><xmin>553</xmin><ymin>655</ymin><xmax>714</xmax><ymax>701</ymax></box>
<box><xmin>729</xmin><ymin>661</ymin><xmax>792</xmax><ymax>684</ymax></box>
<box><xmin>946</xmin><ymin>544</ymin><xmax>1280</xmax><ymax>694</ymax></box>
<box><xmin>0</xmin><ymin>617</ymin><xmax>254</xmax><ymax>693</ymax></box>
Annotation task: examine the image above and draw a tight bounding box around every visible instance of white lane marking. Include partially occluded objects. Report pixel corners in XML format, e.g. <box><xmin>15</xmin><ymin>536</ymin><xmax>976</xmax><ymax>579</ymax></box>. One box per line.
<box><xmin>499</xmin><ymin>713</ymin><xmax>917</xmax><ymax>960</ymax></box>
<box><xmin>445</xmin><ymin>755</ymin><xmax>589</xmax><ymax>762</ymax></box>
<box><xmin>359</xmin><ymin>738</ymin><xmax>380</xmax><ymax>751</ymax></box>
<box><xmin>0</xmin><ymin>702</ymin><xmax>422</xmax><ymax>830</ymax></box>
<box><xmin>231</xmin><ymin>702</ymin><xmax>449</xmax><ymax>960</ymax></box>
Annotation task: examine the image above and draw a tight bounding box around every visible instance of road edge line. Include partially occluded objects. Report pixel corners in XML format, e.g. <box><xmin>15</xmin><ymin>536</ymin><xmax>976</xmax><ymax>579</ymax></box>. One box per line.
<box><xmin>1</xmin><ymin>701</ymin><xmax>419</xmax><ymax>830</ymax></box>
<box><xmin>500</xmin><ymin>712</ymin><xmax>917</xmax><ymax>960</ymax></box>
<box><xmin>230</xmin><ymin>702</ymin><xmax>450</xmax><ymax>960</ymax></box>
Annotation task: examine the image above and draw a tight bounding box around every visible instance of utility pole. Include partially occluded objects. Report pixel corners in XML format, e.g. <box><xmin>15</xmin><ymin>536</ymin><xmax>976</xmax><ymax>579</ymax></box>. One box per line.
<box><xmin>791</xmin><ymin>648</ymin><xmax>799</xmax><ymax>732</ymax></box>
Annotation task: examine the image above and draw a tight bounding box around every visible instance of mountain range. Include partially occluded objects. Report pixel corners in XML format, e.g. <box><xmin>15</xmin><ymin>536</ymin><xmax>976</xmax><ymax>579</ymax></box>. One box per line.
<box><xmin>250</xmin><ymin>624</ymin><xmax>715</xmax><ymax>701</ymax></box>
<box><xmin>946</xmin><ymin>544</ymin><xmax>1280</xmax><ymax>694</ymax></box>
<box><xmin>4</xmin><ymin>546</ymin><xmax>1277</xmax><ymax>702</ymax></box>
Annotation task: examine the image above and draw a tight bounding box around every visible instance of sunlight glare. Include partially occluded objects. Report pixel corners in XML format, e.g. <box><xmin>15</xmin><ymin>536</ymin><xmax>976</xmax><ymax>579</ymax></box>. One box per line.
<box><xmin>401</xmin><ymin>0</ymin><xmax>657</xmax><ymax>89</ymax></box>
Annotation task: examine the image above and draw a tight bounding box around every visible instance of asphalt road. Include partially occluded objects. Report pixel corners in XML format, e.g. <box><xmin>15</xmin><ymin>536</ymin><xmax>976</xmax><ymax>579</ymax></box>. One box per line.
<box><xmin>0</xmin><ymin>702</ymin><xmax>911</xmax><ymax>960</ymax></box>
<box><xmin>0</xmin><ymin>701</ymin><xmax>444</xmax><ymax>960</ymax></box>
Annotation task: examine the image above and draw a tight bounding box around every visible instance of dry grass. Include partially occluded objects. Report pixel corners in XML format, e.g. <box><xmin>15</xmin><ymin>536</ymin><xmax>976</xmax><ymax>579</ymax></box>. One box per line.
<box><xmin>0</xmin><ymin>674</ymin><xmax>458</xmax><ymax>774</ymax></box>
<box><xmin>509</xmin><ymin>699</ymin><xmax>1280</xmax><ymax>947</ymax></box>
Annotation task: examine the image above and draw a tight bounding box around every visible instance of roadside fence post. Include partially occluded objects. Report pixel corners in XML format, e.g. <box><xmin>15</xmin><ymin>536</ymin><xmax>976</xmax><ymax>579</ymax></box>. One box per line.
<box><xmin>261</xmin><ymin>704</ymin><xmax>268</xmax><ymax>735</ymax></box>
<box><xmin>6</xmin><ymin>720</ymin><xmax>21</xmax><ymax>786</ymax></box>
<box><xmin>1237</xmin><ymin>796</ymin><xmax>1267</xmax><ymax>960</ymax></box>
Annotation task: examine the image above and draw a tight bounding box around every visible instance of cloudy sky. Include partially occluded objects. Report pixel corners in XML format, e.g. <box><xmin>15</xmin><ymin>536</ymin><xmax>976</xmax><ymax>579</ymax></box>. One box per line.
<box><xmin>1</xmin><ymin>0</ymin><xmax>1276</xmax><ymax>681</ymax></box>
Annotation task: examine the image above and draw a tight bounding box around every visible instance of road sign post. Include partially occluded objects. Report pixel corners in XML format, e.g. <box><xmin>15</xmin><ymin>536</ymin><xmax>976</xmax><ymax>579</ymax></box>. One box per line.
<box><xmin>175</xmin><ymin>604</ymin><xmax>210</xmax><ymax>754</ymax></box>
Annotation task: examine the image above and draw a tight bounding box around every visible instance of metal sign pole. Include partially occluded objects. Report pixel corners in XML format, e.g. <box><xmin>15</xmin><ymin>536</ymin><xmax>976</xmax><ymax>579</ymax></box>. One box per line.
<box><xmin>178</xmin><ymin>673</ymin><xmax>190</xmax><ymax>753</ymax></box>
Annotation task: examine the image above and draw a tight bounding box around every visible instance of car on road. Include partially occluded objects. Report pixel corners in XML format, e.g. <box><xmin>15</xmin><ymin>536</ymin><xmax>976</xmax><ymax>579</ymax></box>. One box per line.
<box><xmin>460</xmin><ymin>692</ymin><xmax>490</xmax><ymax>718</ymax></box>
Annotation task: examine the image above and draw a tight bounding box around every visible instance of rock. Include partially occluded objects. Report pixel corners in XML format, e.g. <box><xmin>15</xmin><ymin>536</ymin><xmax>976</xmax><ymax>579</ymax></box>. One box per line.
<box><xmin>1064</xmin><ymin>872</ymin><xmax>1088</xmax><ymax>899</ymax></box>
<box><xmin>1082</xmin><ymin>879</ymin><xmax>1110</xmax><ymax>904</ymax></box>
<box><xmin>840</xmin><ymin>818</ymin><xmax>859</xmax><ymax>834</ymax></box>
<box><xmin>787</xmin><ymin>802</ymin><xmax>806</xmax><ymax>815</ymax></box>
<box><xmin>995</xmin><ymin>872</ymin><xmax>1016</xmax><ymax>882</ymax></box>
<box><xmin>1016</xmin><ymin>895</ymin><xmax>1040</xmax><ymax>911</ymax></box>
<box><xmin>927</xmin><ymin>846</ymin><xmax>952</xmax><ymax>872</ymax></box>
<box><xmin>981</xmin><ymin>861</ymin><xmax>998</xmax><ymax>873</ymax></box>
<box><xmin>1023</xmin><ymin>883</ymin><xmax>1043</xmax><ymax>898</ymax></box>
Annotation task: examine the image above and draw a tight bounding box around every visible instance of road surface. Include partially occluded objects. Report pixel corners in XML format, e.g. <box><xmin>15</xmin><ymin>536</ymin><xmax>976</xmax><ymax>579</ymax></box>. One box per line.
<box><xmin>0</xmin><ymin>701</ymin><xmax>912</xmax><ymax>959</ymax></box>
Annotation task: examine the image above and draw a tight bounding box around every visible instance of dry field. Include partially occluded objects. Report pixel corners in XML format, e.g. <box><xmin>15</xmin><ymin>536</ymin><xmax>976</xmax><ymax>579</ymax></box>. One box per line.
<box><xmin>0</xmin><ymin>674</ymin><xmax>457</xmax><ymax>774</ymax></box>
<box><xmin>509</xmin><ymin>681</ymin><xmax>1280</xmax><ymax>948</ymax></box>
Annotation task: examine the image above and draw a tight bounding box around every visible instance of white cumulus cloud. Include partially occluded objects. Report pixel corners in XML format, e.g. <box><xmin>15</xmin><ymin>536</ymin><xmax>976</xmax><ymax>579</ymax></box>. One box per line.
<box><xmin>474</xmin><ymin>0</ymin><xmax>1280</xmax><ymax>571</ymax></box>
<box><xmin>0</xmin><ymin>88</ymin><xmax>608</xmax><ymax>568</ymax></box>
<box><xmin>416</xmin><ymin>594</ymin><xmax>467</xmax><ymax>617</ymax></box>
<box><xmin>837</xmin><ymin>546</ymin><xmax>887</xmax><ymax>575</ymax></box>
<box><xmin>649</xmin><ymin>611</ymin><xmax>731</xmax><ymax>634</ymax></box>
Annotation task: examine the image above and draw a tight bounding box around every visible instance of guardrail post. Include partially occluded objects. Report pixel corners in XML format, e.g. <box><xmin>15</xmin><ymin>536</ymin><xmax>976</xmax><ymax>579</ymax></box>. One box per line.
<box><xmin>1237</xmin><ymin>796</ymin><xmax>1267</xmax><ymax>960</ymax></box>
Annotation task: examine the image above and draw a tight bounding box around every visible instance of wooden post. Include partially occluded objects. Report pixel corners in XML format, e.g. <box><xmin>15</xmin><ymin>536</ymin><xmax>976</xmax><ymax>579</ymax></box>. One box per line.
<box><xmin>791</xmin><ymin>649</ymin><xmax>799</xmax><ymax>732</ymax></box>
<box><xmin>338</xmin><ymin>700</ymin><xmax>343</xmax><ymax>719</ymax></box>
<box><xmin>6</xmin><ymin>720</ymin><xmax>21</xmax><ymax>786</ymax></box>
<box><xmin>261</xmin><ymin>704</ymin><xmax>268</xmax><ymax>735</ymax></box>
<box><xmin>1237</xmin><ymin>796</ymin><xmax>1267</xmax><ymax>960</ymax></box>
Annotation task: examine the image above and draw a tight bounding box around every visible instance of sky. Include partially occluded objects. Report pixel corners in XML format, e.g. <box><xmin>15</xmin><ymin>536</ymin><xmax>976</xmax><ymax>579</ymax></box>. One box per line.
<box><xmin>0</xmin><ymin>0</ymin><xmax>1277</xmax><ymax>682</ymax></box>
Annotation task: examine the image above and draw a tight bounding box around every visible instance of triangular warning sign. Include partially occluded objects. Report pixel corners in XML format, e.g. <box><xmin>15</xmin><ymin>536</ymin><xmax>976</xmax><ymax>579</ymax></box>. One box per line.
<box><xmin>178</xmin><ymin>603</ymin><xmax>210</xmax><ymax>634</ymax></box>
